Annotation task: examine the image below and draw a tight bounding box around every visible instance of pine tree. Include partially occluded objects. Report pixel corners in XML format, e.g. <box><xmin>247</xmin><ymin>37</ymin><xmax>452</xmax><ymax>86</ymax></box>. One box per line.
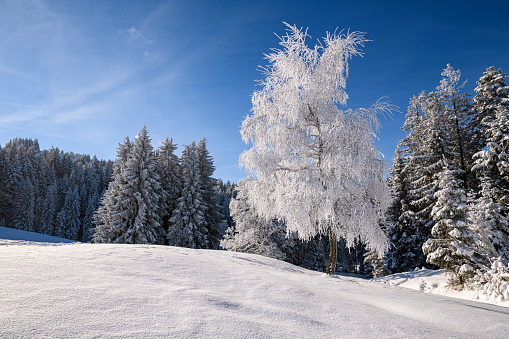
<box><xmin>93</xmin><ymin>127</ymin><xmax>166</xmax><ymax>244</ymax></box>
<box><xmin>471</xmin><ymin>66</ymin><xmax>509</xmax><ymax>152</ymax></box>
<box><xmin>93</xmin><ymin>137</ymin><xmax>133</xmax><ymax>243</ymax></box>
<box><xmin>394</xmin><ymin>65</ymin><xmax>472</xmax><ymax>272</ymax></box>
<box><xmin>472</xmin><ymin>105</ymin><xmax>509</xmax><ymax>258</ymax></box>
<box><xmin>196</xmin><ymin>137</ymin><xmax>221</xmax><ymax>249</ymax></box>
<box><xmin>423</xmin><ymin>163</ymin><xmax>485</xmax><ymax>286</ymax></box>
<box><xmin>167</xmin><ymin>142</ymin><xmax>208</xmax><ymax>248</ymax></box>
<box><xmin>469</xmin><ymin>177</ymin><xmax>506</xmax><ymax>259</ymax></box>
<box><xmin>56</xmin><ymin>187</ymin><xmax>81</xmax><ymax>240</ymax></box>
<box><xmin>385</xmin><ymin>149</ymin><xmax>427</xmax><ymax>272</ymax></box>
<box><xmin>156</xmin><ymin>137</ymin><xmax>181</xmax><ymax>239</ymax></box>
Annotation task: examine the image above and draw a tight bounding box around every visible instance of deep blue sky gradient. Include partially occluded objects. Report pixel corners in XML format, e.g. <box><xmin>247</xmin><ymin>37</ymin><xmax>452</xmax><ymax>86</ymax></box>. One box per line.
<box><xmin>1</xmin><ymin>0</ymin><xmax>508</xmax><ymax>182</ymax></box>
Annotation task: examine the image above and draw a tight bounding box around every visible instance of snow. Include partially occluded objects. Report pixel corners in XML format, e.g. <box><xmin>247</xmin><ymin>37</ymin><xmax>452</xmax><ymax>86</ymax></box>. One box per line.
<box><xmin>2</xmin><ymin>226</ymin><xmax>509</xmax><ymax>338</ymax></box>
<box><xmin>373</xmin><ymin>268</ymin><xmax>508</xmax><ymax>308</ymax></box>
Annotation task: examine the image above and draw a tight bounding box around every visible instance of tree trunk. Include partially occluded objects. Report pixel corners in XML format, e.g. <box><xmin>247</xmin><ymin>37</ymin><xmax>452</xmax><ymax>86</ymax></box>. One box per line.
<box><xmin>326</xmin><ymin>225</ymin><xmax>337</xmax><ymax>275</ymax></box>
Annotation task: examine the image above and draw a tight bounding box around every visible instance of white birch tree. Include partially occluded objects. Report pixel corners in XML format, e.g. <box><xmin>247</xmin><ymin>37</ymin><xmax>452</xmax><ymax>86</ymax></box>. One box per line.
<box><xmin>239</xmin><ymin>23</ymin><xmax>392</xmax><ymax>274</ymax></box>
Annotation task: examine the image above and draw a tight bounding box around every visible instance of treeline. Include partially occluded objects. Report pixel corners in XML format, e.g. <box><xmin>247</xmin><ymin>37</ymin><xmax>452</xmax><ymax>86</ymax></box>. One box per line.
<box><xmin>0</xmin><ymin>138</ymin><xmax>113</xmax><ymax>241</ymax></box>
<box><xmin>92</xmin><ymin>126</ymin><xmax>233</xmax><ymax>248</ymax></box>
<box><xmin>0</xmin><ymin>129</ymin><xmax>234</xmax><ymax>247</ymax></box>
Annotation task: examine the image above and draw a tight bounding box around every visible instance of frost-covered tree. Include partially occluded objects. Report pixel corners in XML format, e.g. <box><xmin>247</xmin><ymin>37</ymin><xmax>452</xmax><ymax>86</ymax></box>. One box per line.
<box><xmin>384</xmin><ymin>149</ymin><xmax>426</xmax><ymax>272</ymax></box>
<box><xmin>167</xmin><ymin>142</ymin><xmax>209</xmax><ymax>248</ymax></box>
<box><xmin>196</xmin><ymin>137</ymin><xmax>222</xmax><ymax>249</ymax></box>
<box><xmin>93</xmin><ymin>127</ymin><xmax>166</xmax><ymax>244</ymax></box>
<box><xmin>239</xmin><ymin>23</ymin><xmax>391</xmax><ymax>274</ymax></box>
<box><xmin>423</xmin><ymin>163</ymin><xmax>486</xmax><ymax>286</ymax></box>
<box><xmin>93</xmin><ymin>137</ymin><xmax>133</xmax><ymax>243</ymax></box>
<box><xmin>393</xmin><ymin>65</ymin><xmax>472</xmax><ymax>272</ymax></box>
<box><xmin>222</xmin><ymin>178</ymin><xmax>327</xmax><ymax>270</ymax></box>
<box><xmin>221</xmin><ymin>179</ymin><xmax>288</xmax><ymax>260</ymax></box>
<box><xmin>156</xmin><ymin>137</ymin><xmax>181</xmax><ymax>238</ymax></box>
<box><xmin>472</xmin><ymin>107</ymin><xmax>509</xmax><ymax>257</ymax></box>
<box><xmin>471</xmin><ymin>66</ymin><xmax>509</xmax><ymax>152</ymax></box>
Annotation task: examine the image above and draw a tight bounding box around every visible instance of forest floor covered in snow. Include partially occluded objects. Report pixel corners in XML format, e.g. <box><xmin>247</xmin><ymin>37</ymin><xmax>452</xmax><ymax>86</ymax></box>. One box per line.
<box><xmin>1</xmin><ymin>226</ymin><xmax>509</xmax><ymax>338</ymax></box>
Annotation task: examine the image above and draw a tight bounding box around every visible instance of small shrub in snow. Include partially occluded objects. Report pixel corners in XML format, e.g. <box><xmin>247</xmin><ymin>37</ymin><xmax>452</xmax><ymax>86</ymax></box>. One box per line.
<box><xmin>470</xmin><ymin>259</ymin><xmax>509</xmax><ymax>302</ymax></box>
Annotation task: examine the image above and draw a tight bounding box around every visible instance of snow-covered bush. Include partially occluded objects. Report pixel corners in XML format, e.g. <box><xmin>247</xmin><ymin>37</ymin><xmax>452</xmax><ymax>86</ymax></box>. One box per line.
<box><xmin>470</xmin><ymin>259</ymin><xmax>509</xmax><ymax>302</ymax></box>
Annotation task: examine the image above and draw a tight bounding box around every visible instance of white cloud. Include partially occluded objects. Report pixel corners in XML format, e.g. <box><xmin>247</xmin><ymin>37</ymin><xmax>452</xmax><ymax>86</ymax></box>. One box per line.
<box><xmin>122</xmin><ymin>26</ymin><xmax>153</xmax><ymax>44</ymax></box>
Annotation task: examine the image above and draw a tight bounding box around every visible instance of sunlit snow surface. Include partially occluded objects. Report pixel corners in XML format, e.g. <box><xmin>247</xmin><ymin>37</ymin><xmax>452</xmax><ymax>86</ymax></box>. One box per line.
<box><xmin>373</xmin><ymin>268</ymin><xmax>509</xmax><ymax>308</ymax></box>
<box><xmin>1</xmin><ymin>227</ymin><xmax>509</xmax><ymax>338</ymax></box>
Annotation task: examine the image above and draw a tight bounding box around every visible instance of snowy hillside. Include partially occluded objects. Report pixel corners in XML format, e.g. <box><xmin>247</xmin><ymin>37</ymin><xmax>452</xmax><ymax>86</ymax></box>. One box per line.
<box><xmin>1</xmin><ymin>227</ymin><xmax>509</xmax><ymax>338</ymax></box>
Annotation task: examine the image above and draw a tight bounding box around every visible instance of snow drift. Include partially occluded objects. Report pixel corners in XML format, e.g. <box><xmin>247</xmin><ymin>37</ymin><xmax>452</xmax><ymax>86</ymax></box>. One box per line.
<box><xmin>1</xmin><ymin>227</ymin><xmax>509</xmax><ymax>338</ymax></box>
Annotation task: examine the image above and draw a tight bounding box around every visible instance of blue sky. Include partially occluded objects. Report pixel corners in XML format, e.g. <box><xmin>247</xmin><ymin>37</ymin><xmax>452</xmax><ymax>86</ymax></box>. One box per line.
<box><xmin>1</xmin><ymin>0</ymin><xmax>508</xmax><ymax>182</ymax></box>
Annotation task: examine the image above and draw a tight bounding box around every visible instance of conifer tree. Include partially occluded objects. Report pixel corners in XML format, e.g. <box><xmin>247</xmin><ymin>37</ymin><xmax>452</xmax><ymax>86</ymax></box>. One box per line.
<box><xmin>471</xmin><ymin>66</ymin><xmax>509</xmax><ymax>152</ymax></box>
<box><xmin>93</xmin><ymin>127</ymin><xmax>166</xmax><ymax>244</ymax></box>
<box><xmin>92</xmin><ymin>137</ymin><xmax>133</xmax><ymax>243</ymax></box>
<box><xmin>196</xmin><ymin>137</ymin><xmax>221</xmax><ymax>249</ymax></box>
<box><xmin>56</xmin><ymin>186</ymin><xmax>81</xmax><ymax>240</ymax></box>
<box><xmin>423</xmin><ymin>163</ymin><xmax>485</xmax><ymax>286</ymax></box>
<box><xmin>472</xmin><ymin>103</ymin><xmax>509</xmax><ymax>258</ymax></box>
<box><xmin>167</xmin><ymin>142</ymin><xmax>208</xmax><ymax>248</ymax></box>
<box><xmin>114</xmin><ymin>126</ymin><xmax>167</xmax><ymax>244</ymax></box>
<box><xmin>385</xmin><ymin>150</ymin><xmax>427</xmax><ymax>272</ymax></box>
<box><xmin>393</xmin><ymin>65</ymin><xmax>472</xmax><ymax>272</ymax></box>
<box><xmin>156</xmin><ymin>137</ymin><xmax>181</xmax><ymax>237</ymax></box>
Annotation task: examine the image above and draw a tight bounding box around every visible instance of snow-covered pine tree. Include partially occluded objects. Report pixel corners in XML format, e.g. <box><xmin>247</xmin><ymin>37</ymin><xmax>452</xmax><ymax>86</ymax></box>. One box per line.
<box><xmin>364</xmin><ymin>248</ymin><xmax>390</xmax><ymax>278</ymax></box>
<box><xmin>114</xmin><ymin>126</ymin><xmax>167</xmax><ymax>244</ymax></box>
<box><xmin>395</xmin><ymin>65</ymin><xmax>471</xmax><ymax>272</ymax></box>
<box><xmin>56</xmin><ymin>186</ymin><xmax>81</xmax><ymax>240</ymax></box>
<box><xmin>436</xmin><ymin>64</ymin><xmax>475</xmax><ymax>189</ymax></box>
<box><xmin>423</xmin><ymin>162</ymin><xmax>486</xmax><ymax>286</ymax></box>
<box><xmin>469</xmin><ymin>176</ymin><xmax>506</xmax><ymax>259</ymax></box>
<box><xmin>196</xmin><ymin>137</ymin><xmax>222</xmax><ymax>249</ymax></box>
<box><xmin>239</xmin><ymin>23</ymin><xmax>392</xmax><ymax>274</ymax></box>
<box><xmin>155</xmin><ymin>137</ymin><xmax>181</xmax><ymax>238</ymax></box>
<box><xmin>93</xmin><ymin>127</ymin><xmax>166</xmax><ymax>244</ymax></box>
<box><xmin>167</xmin><ymin>142</ymin><xmax>209</xmax><ymax>248</ymax></box>
<box><xmin>93</xmin><ymin>137</ymin><xmax>133</xmax><ymax>243</ymax></box>
<box><xmin>472</xmin><ymin>102</ymin><xmax>509</xmax><ymax>258</ymax></box>
<box><xmin>13</xmin><ymin>177</ymin><xmax>35</xmax><ymax>232</ymax></box>
<box><xmin>471</xmin><ymin>66</ymin><xmax>509</xmax><ymax>153</ymax></box>
<box><xmin>385</xmin><ymin>149</ymin><xmax>427</xmax><ymax>272</ymax></box>
<box><xmin>40</xmin><ymin>179</ymin><xmax>59</xmax><ymax>236</ymax></box>
<box><xmin>82</xmin><ymin>191</ymin><xmax>100</xmax><ymax>242</ymax></box>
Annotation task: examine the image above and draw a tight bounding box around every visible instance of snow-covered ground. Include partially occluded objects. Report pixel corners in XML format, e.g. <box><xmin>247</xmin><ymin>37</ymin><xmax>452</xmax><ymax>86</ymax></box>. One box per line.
<box><xmin>373</xmin><ymin>268</ymin><xmax>509</xmax><ymax>308</ymax></box>
<box><xmin>1</xmin><ymin>227</ymin><xmax>509</xmax><ymax>338</ymax></box>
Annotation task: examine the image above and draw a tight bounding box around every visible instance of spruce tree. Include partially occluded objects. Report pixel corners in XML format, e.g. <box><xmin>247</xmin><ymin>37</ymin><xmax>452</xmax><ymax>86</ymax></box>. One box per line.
<box><xmin>472</xmin><ymin>104</ymin><xmax>509</xmax><ymax>258</ymax></box>
<box><xmin>196</xmin><ymin>137</ymin><xmax>221</xmax><ymax>249</ymax></box>
<box><xmin>471</xmin><ymin>66</ymin><xmax>509</xmax><ymax>152</ymax></box>
<box><xmin>93</xmin><ymin>127</ymin><xmax>166</xmax><ymax>244</ymax></box>
<box><xmin>156</xmin><ymin>137</ymin><xmax>181</xmax><ymax>238</ymax></box>
<box><xmin>167</xmin><ymin>142</ymin><xmax>208</xmax><ymax>248</ymax></box>
<box><xmin>423</xmin><ymin>163</ymin><xmax>484</xmax><ymax>286</ymax></box>
<box><xmin>92</xmin><ymin>137</ymin><xmax>133</xmax><ymax>243</ymax></box>
<box><xmin>385</xmin><ymin>149</ymin><xmax>427</xmax><ymax>272</ymax></box>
